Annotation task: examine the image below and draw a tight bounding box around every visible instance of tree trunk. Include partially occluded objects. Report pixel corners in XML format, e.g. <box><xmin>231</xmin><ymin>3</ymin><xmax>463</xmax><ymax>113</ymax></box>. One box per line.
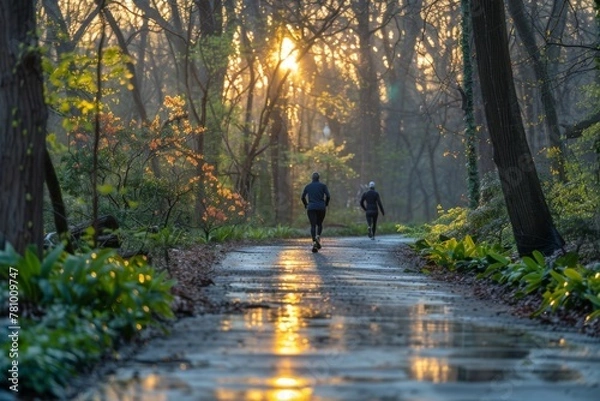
<box><xmin>460</xmin><ymin>0</ymin><xmax>480</xmax><ymax>208</ymax></box>
<box><xmin>353</xmin><ymin>0</ymin><xmax>381</xmax><ymax>180</ymax></box>
<box><xmin>0</xmin><ymin>0</ymin><xmax>47</xmax><ymax>254</ymax></box>
<box><xmin>381</xmin><ymin>0</ymin><xmax>422</xmax><ymax>221</ymax></box>
<box><xmin>506</xmin><ymin>0</ymin><xmax>565</xmax><ymax>179</ymax></box>
<box><xmin>471</xmin><ymin>0</ymin><xmax>564</xmax><ymax>256</ymax></box>
<box><xmin>269</xmin><ymin>108</ymin><xmax>292</xmax><ymax>225</ymax></box>
<box><xmin>45</xmin><ymin>148</ymin><xmax>74</xmax><ymax>253</ymax></box>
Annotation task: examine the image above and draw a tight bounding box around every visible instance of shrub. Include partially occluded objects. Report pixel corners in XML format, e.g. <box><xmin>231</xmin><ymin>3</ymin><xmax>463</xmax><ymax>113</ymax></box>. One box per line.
<box><xmin>197</xmin><ymin>163</ymin><xmax>248</xmax><ymax>241</ymax></box>
<box><xmin>421</xmin><ymin>175</ymin><xmax>512</xmax><ymax>249</ymax></box>
<box><xmin>413</xmin><ymin>235</ymin><xmax>508</xmax><ymax>273</ymax></box>
<box><xmin>414</xmin><ymin>236</ymin><xmax>600</xmax><ymax>323</ymax></box>
<box><xmin>0</xmin><ymin>244</ymin><xmax>175</xmax><ymax>397</ymax></box>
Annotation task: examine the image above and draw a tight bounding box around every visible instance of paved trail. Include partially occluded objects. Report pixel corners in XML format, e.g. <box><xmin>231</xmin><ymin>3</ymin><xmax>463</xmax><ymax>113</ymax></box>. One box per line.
<box><xmin>78</xmin><ymin>235</ymin><xmax>600</xmax><ymax>401</ymax></box>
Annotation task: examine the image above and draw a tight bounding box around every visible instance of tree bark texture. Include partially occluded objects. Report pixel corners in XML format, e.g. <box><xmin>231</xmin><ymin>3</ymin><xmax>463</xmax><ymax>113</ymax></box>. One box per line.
<box><xmin>0</xmin><ymin>1</ymin><xmax>47</xmax><ymax>254</ymax></box>
<box><xmin>471</xmin><ymin>0</ymin><xmax>564</xmax><ymax>256</ymax></box>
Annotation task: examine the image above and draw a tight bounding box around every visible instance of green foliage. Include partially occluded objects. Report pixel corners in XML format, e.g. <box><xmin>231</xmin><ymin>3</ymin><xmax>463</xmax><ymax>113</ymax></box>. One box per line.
<box><xmin>261</xmin><ymin>225</ymin><xmax>299</xmax><ymax>239</ymax></box>
<box><xmin>424</xmin><ymin>206</ymin><xmax>469</xmax><ymax>240</ymax></box>
<box><xmin>200</xmin><ymin>224</ymin><xmax>302</xmax><ymax>243</ymax></box>
<box><xmin>413</xmin><ymin>235</ymin><xmax>507</xmax><ymax>272</ymax></box>
<box><xmin>2</xmin><ymin>306</ymin><xmax>113</xmax><ymax>397</ymax></box>
<box><xmin>546</xmin><ymin>122</ymin><xmax>600</xmax><ymax>257</ymax></box>
<box><xmin>49</xmin><ymin>110</ymin><xmax>198</xmax><ymax>231</ymax></box>
<box><xmin>0</xmin><ymin>245</ymin><xmax>175</xmax><ymax>397</ymax></box>
<box><xmin>480</xmin><ymin>250</ymin><xmax>550</xmax><ymax>294</ymax></box>
<box><xmin>467</xmin><ymin>174</ymin><xmax>512</xmax><ymax>245</ymax></box>
<box><xmin>415</xmin><ymin>236</ymin><xmax>600</xmax><ymax>323</ymax></box>
<box><xmin>43</xmin><ymin>47</ymin><xmax>133</xmax><ymax>132</ymax></box>
<box><xmin>242</xmin><ymin>226</ymin><xmax>276</xmax><ymax>241</ymax></box>
<box><xmin>0</xmin><ymin>243</ymin><xmax>63</xmax><ymax>311</ymax></box>
<box><xmin>291</xmin><ymin>139</ymin><xmax>358</xmax><ymax>219</ymax></box>
<box><xmin>422</xmin><ymin>174</ymin><xmax>512</xmax><ymax>248</ymax></box>
<box><xmin>125</xmin><ymin>226</ymin><xmax>189</xmax><ymax>269</ymax></box>
<box><xmin>395</xmin><ymin>223</ymin><xmax>427</xmax><ymax>238</ymax></box>
<box><xmin>46</xmin><ymin>93</ymin><xmax>252</xmax><ymax>252</ymax></box>
<box><xmin>535</xmin><ymin>258</ymin><xmax>600</xmax><ymax>320</ymax></box>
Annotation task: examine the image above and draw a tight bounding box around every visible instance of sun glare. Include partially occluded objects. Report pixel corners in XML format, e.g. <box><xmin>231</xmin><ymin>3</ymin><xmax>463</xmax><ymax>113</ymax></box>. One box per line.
<box><xmin>280</xmin><ymin>37</ymin><xmax>298</xmax><ymax>72</ymax></box>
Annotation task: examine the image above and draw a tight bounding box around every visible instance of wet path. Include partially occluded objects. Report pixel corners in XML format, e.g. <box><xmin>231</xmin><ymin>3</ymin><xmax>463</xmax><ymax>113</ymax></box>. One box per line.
<box><xmin>77</xmin><ymin>235</ymin><xmax>600</xmax><ymax>400</ymax></box>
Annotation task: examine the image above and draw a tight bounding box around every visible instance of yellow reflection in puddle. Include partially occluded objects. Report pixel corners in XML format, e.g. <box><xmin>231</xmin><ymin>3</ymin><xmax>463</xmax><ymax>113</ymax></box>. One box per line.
<box><xmin>409</xmin><ymin>303</ymin><xmax>452</xmax><ymax>382</ymax></box>
<box><xmin>409</xmin><ymin>357</ymin><xmax>451</xmax><ymax>382</ymax></box>
<box><xmin>215</xmin><ymin>248</ymin><xmax>320</xmax><ymax>400</ymax></box>
<box><xmin>216</xmin><ymin>381</ymin><xmax>312</xmax><ymax>401</ymax></box>
<box><xmin>275</xmin><ymin>302</ymin><xmax>309</xmax><ymax>355</ymax></box>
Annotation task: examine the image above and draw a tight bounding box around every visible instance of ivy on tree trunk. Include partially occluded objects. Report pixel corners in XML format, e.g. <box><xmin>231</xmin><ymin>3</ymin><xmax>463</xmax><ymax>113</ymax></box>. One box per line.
<box><xmin>461</xmin><ymin>0</ymin><xmax>480</xmax><ymax>209</ymax></box>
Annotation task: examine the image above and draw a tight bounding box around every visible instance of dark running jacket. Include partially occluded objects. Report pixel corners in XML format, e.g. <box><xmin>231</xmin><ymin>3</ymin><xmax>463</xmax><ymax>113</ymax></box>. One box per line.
<box><xmin>360</xmin><ymin>189</ymin><xmax>385</xmax><ymax>215</ymax></box>
<box><xmin>301</xmin><ymin>180</ymin><xmax>330</xmax><ymax>211</ymax></box>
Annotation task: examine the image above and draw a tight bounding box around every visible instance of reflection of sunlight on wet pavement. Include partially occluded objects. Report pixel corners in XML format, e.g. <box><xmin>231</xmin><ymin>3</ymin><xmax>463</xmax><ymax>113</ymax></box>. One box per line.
<box><xmin>409</xmin><ymin>357</ymin><xmax>451</xmax><ymax>382</ymax></box>
<box><xmin>214</xmin><ymin>375</ymin><xmax>313</xmax><ymax>401</ymax></box>
<box><xmin>275</xmin><ymin>302</ymin><xmax>310</xmax><ymax>355</ymax></box>
<box><xmin>408</xmin><ymin>302</ymin><xmax>453</xmax><ymax>382</ymax></box>
<box><xmin>214</xmin><ymin>247</ymin><xmax>318</xmax><ymax>400</ymax></box>
<box><xmin>75</xmin><ymin>237</ymin><xmax>600</xmax><ymax>401</ymax></box>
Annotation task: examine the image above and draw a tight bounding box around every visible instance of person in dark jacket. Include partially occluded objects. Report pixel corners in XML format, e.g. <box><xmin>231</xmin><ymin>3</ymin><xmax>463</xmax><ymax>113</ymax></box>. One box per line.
<box><xmin>360</xmin><ymin>181</ymin><xmax>385</xmax><ymax>240</ymax></box>
<box><xmin>301</xmin><ymin>172</ymin><xmax>330</xmax><ymax>252</ymax></box>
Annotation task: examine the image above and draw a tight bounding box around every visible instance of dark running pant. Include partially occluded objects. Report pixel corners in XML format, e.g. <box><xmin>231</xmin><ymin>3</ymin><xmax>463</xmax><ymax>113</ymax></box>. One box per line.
<box><xmin>366</xmin><ymin>212</ymin><xmax>379</xmax><ymax>236</ymax></box>
<box><xmin>307</xmin><ymin>209</ymin><xmax>326</xmax><ymax>240</ymax></box>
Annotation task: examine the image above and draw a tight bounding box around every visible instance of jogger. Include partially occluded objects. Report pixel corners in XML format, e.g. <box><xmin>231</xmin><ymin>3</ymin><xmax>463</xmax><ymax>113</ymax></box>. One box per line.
<box><xmin>360</xmin><ymin>181</ymin><xmax>385</xmax><ymax>240</ymax></box>
<box><xmin>301</xmin><ymin>172</ymin><xmax>330</xmax><ymax>252</ymax></box>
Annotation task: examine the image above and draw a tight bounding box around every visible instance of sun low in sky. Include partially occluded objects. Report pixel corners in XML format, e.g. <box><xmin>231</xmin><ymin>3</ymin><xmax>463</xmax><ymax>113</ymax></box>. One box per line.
<box><xmin>280</xmin><ymin>37</ymin><xmax>299</xmax><ymax>72</ymax></box>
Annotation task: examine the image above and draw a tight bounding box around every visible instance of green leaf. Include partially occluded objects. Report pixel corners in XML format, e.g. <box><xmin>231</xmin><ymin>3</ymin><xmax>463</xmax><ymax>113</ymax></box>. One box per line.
<box><xmin>583</xmin><ymin>293</ymin><xmax>600</xmax><ymax>308</ymax></box>
<box><xmin>531</xmin><ymin>250</ymin><xmax>546</xmax><ymax>268</ymax></box>
<box><xmin>555</xmin><ymin>252</ymin><xmax>579</xmax><ymax>268</ymax></box>
<box><xmin>563</xmin><ymin>268</ymin><xmax>583</xmax><ymax>282</ymax></box>
<box><xmin>486</xmin><ymin>250</ymin><xmax>510</xmax><ymax>265</ymax></box>
<box><xmin>41</xmin><ymin>244</ymin><xmax>64</xmax><ymax>278</ymax></box>
<box><xmin>97</xmin><ymin>183</ymin><xmax>114</xmax><ymax>195</ymax></box>
<box><xmin>522</xmin><ymin>256</ymin><xmax>541</xmax><ymax>272</ymax></box>
<box><xmin>549</xmin><ymin>270</ymin><xmax>567</xmax><ymax>286</ymax></box>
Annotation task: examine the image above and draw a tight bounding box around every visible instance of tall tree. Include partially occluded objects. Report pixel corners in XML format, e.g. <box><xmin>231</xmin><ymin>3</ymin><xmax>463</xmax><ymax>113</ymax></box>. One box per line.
<box><xmin>0</xmin><ymin>0</ymin><xmax>47</xmax><ymax>254</ymax></box>
<box><xmin>352</xmin><ymin>0</ymin><xmax>382</xmax><ymax>180</ymax></box>
<box><xmin>506</xmin><ymin>0</ymin><xmax>565</xmax><ymax>179</ymax></box>
<box><xmin>380</xmin><ymin>0</ymin><xmax>424</xmax><ymax>220</ymax></box>
<box><xmin>471</xmin><ymin>0</ymin><xmax>564</xmax><ymax>256</ymax></box>
<box><xmin>460</xmin><ymin>0</ymin><xmax>480</xmax><ymax>208</ymax></box>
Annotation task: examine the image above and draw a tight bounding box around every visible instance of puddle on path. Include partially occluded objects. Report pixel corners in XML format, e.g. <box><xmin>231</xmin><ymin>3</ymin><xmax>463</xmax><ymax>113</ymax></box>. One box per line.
<box><xmin>75</xmin><ymin>236</ymin><xmax>600</xmax><ymax>401</ymax></box>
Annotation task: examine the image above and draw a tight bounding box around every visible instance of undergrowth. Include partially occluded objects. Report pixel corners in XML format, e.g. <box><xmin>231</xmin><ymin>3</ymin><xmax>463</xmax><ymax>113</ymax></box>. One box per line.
<box><xmin>413</xmin><ymin>235</ymin><xmax>600</xmax><ymax>323</ymax></box>
<box><xmin>0</xmin><ymin>244</ymin><xmax>175</xmax><ymax>398</ymax></box>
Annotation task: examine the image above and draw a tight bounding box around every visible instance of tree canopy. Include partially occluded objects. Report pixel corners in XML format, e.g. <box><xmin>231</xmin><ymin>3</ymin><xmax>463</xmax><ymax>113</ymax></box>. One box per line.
<box><xmin>1</xmin><ymin>0</ymin><xmax>599</xmax><ymax>254</ymax></box>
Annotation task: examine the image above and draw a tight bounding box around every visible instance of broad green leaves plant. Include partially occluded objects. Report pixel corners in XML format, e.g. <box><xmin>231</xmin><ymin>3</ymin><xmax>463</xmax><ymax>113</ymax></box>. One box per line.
<box><xmin>0</xmin><ymin>244</ymin><xmax>175</xmax><ymax>396</ymax></box>
<box><xmin>415</xmin><ymin>236</ymin><xmax>600</xmax><ymax>323</ymax></box>
<box><xmin>414</xmin><ymin>235</ymin><xmax>505</xmax><ymax>272</ymax></box>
